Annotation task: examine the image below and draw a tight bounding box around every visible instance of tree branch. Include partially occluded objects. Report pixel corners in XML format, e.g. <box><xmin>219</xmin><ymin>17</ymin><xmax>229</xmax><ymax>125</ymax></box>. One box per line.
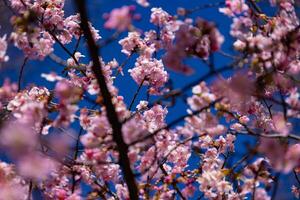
<box><xmin>74</xmin><ymin>1</ymin><xmax>139</xmax><ymax>199</ymax></box>
<box><xmin>18</xmin><ymin>57</ymin><xmax>28</xmax><ymax>92</ymax></box>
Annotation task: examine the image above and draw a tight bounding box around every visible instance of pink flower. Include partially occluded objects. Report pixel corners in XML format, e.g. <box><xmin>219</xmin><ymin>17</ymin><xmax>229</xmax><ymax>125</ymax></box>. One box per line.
<box><xmin>122</xmin><ymin>116</ymin><xmax>146</xmax><ymax>144</ymax></box>
<box><xmin>41</xmin><ymin>72</ymin><xmax>64</xmax><ymax>82</ymax></box>
<box><xmin>129</xmin><ymin>57</ymin><xmax>168</xmax><ymax>94</ymax></box>
<box><xmin>0</xmin><ymin>79</ymin><xmax>17</xmax><ymax>110</ymax></box>
<box><xmin>17</xmin><ymin>153</ymin><xmax>57</xmax><ymax>180</ymax></box>
<box><xmin>272</xmin><ymin>113</ymin><xmax>291</xmax><ymax>136</ymax></box>
<box><xmin>53</xmin><ymin>80</ymin><xmax>82</xmax><ymax>127</ymax></box>
<box><xmin>182</xmin><ymin>184</ymin><xmax>196</xmax><ymax>198</ymax></box>
<box><xmin>254</xmin><ymin>188</ymin><xmax>270</xmax><ymax>200</ymax></box>
<box><xmin>219</xmin><ymin>0</ymin><xmax>249</xmax><ymax>16</ymax></box>
<box><xmin>0</xmin><ymin>35</ymin><xmax>8</xmax><ymax>62</ymax></box>
<box><xmin>17</xmin><ymin>101</ymin><xmax>47</xmax><ymax>127</ymax></box>
<box><xmin>286</xmin><ymin>88</ymin><xmax>300</xmax><ymax>117</ymax></box>
<box><xmin>55</xmin><ymin>80</ymin><xmax>82</xmax><ymax>104</ymax></box>
<box><xmin>143</xmin><ymin>105</ymin><xmax>167</xmax><ymax>132</ymax></box>
<box><xmin>0</xmin><ymin>121</ymin><xmax>37</xmax><ymax>156</ymax></box>
<box><xmin>288</xmin><ymin>60</ymin><xmax>300</xmax><ymax>75</ymax></box>
<box><xmin>53</xmin><ymin>104</ymin><xmax>78</xmax><ymax>127</ymax></box>
<box><xmin>88</xmin><ymin>23</ymin><xmax>101</xmax><ymax>41</ymax></box>
<box><xmin>233</xmin><ymin>39</ymin><xmax>246</xmax><ymax>51</ymax></box>
<box><xmin>259</xmin><ymin>139</ymin><xmax>300</xmax><ymax>173</ymax></box>
<box><xmin>9</xmin><ymin>3</ymin><xmax>100</xmax><ymax>59</ymax></box>
<box><xmin>136</xmin><ymin>0</ymin><xmax>149</xmax><ymax>7</ymax></box>
<box><xmin>63</xmin><ymin>14</ymin><xmax>82</xmax><ymax>40</ymax></box>
<box><xmin>10</xmin><ymin>30</ymin><xmax>55</xmax><ymax>59</ymax></box>
<box><xmin>6</xmin><ymin>87</ymin><xmax>49</xmax><ymax>129</ymax></box>
<box><xmin>136</xmin><ymin>100</ymin><xmax>148</xmax><ymax>110</ymax></box>
<box><xmin>0</xmin><ymin>178</ymin><xmax>28</xmax><ymax>200</ymax></box>
<box><xmin>150</xmin><ymin>8</ymin><xmax>171</xmax><ymax>26</ymax></box>
<box><xmin>212</xmin><ymin>73</ymin><xmax>255</xmax><ymax>114</ymax></box>
<box><xmin>119</xmin><ymin>31</ymin><xmax>143</xmax><ymax>55</ymax></box>
<box><xmin>163</xmin><ymin>19</ymin><xmax>224</xmax><ymax>73</ymax></box>
<box><xmin>259</xmin><ymin>138</ymin><xmax>286</xmax><ymax>171</ymax></box>
<box><xmin>104</xmin><ymin>6</ymin><xmax>135</xmax><ymax>31</ymax></box>
<box><xmin>119</xmin><ymin>31</ymin><xmax>155</xmax><ymax>58</ymax></box>
<box><xmin>292</xmin><ymin>185</ymin><xmax>300</xmax><ymax>199</ymax></box>
<box><xmin>116</xmin><ymin>184</ymin><xmax>129</xmax><ymax>199</ymax></box>
<box><xmin>284</xmin><ymin>144</ymin><xmax>300</xmax><ymax>173</ymax></box>
<box><xmin>187</xmin><ymin>82</ymin><xmax>216</xmax><ymax>110</ymax></box>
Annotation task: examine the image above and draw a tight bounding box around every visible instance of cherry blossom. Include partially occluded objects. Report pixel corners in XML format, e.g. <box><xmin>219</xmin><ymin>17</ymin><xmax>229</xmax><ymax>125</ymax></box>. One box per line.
<box><xmin>0</xmin><ymin>35</ymin><xmax>9</xmax><ymax>62</ymax></box>
<box><xmin>9</xmin><ymin>0</ymin><xmax>100</xmax><ymax>59</ymax></box>
<box><xmin>219</xmin><ymin>0</ymin><xmax>249</xmax><ymax>16</ymax></box>
<box><xmin>163</xmin><ymin>18</ymin><xmax>224</xmax><ymax>73</ymax></box>
<box><xmin>129</xmin><ymin>57</ymin><xmax>168</xmax><ymax>94</ymax></box>
<box><xmin>1</xmin><ymin>0</ymin><xmax>300</xmax><ymax>199</ymax></box>
<box><xmin>136</xmin><ymin>0</ymin><xmax>149</xmax><ymax>7</ymax></box>
<box><xmin>0</xmin><ymin>161</ymin><xmax>29</xmax><ymax>200</ymax></box>
<box><xmin>104</xmin><ymin>5</ymin><xmax>137</xmax><ymax>31</ymax></box>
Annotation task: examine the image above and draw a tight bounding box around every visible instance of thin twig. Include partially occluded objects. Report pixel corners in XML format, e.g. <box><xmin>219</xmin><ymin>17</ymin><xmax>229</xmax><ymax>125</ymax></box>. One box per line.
<box><xmin>18</xmin><ymin>57</ymin><xmax>28</xmax><ymax>92</ymax></box>
<box><xmin>71</xmin><ymin>127</ymin><xmax>84</xmax><ymax>193</ymax></box>
<box><xmin>247</xmin><ymin>0</ymin><xmax>263</xmax><ymax>14</ymax></box>
<box><xmin>129</xmin><ymin>78</ymin><xmax>145</xmax><ymax>110</ymax></box>
<box><xmin>72</xmin><ymin>35</ymin><xmax>82</xmax><ymax>56</ymax></box>
<box><xmin>271</xmin><ymin>173</ymin><xmax>280</xmax><ymax>200</ymax></box>
<box><xmin>184</xmin><ymin>2</ymin><xmax>225</xmax><ymax>16</ymax></box>
<box><xmin>114</xmin><ymin>53</ymin><xmax>133</xmax><ymax>78</ymax></box>
<box><xmin>294</xmin><ymin>170</ymin><xmax>300</xmax><ymax>186</ymax></box>
<box><xmin>251</xmin><ymin>162</ymin><xmax>263</xmax><ymax>200</ymax></box>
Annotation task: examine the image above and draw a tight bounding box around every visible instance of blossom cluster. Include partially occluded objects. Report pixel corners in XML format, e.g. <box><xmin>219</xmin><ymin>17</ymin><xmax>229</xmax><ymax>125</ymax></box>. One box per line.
<box><xmin>159</xmin><ymin>15</ymin><xmax>224</xmax><ymax>73</ymax></box>
<box><xmin>1</xmin><ymin>0</ymin><xmax>300</xmax><ymax>199</ymax></box>
<box><xmin>9</xmin><ymin>0</ymin><xmax>100</xmax><ymax>59</ymax></box>
<box><xmin>0</xmin><ymin>35</ymin><xmax>9</xmax><ymax>62</ymax></box>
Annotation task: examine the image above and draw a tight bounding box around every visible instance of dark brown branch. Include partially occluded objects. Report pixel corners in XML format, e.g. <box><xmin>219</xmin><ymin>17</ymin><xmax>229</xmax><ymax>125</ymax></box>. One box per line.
<box><xmin>129</xmin><ymin>78</ymin><xmax>145</xmax><ymax>110</ymax></box>
<box><xmin>262</xmin><ymin>98</ymin><xmax>273</xmax><ymax>119</ymax></box>
<box><xmin>27</xmin><ymin>181</ymin><xmax>33</xmax><ymax>200</ymax></box>
<box><xmin>47</xmin><ymin>31</ymin><xmax>80</xmax><ymax>66</ymax></box>
<box><xmin>184</xmin><ymin>2</ymin><xmax>225</xmax><ymax>16</ymax></box>
<box><xmin>18</xmin><ymin>57</ymin><xmax>28</xmax><ymax>92</ymax></box>
<box><xmin>294</xmin><ymin>170</ymin><xmax>300</xmax><ymax>186</ymax></box>
<box><xmin>247</xmin><ymin>0</ymin><xmax>263</xmax><ymax>14</ymax></box>
<box><xmin>279</xmin><ymin>90</ymin><xmax>287</xmax><ymax>121</ymax></box>
<box><xmin>74</xmin><ymin>1</ymin><xmax>139</xmax><ymax>199</ymax></box>
<box><xmin>114</xmin><ymin>52</ymin><xmax>134</xmax><ymax>78</ymax></box>
<box><xmin>72</xmin><ymin>35</ymin><xmax>82</xmax><ymax>56</ymax></box>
